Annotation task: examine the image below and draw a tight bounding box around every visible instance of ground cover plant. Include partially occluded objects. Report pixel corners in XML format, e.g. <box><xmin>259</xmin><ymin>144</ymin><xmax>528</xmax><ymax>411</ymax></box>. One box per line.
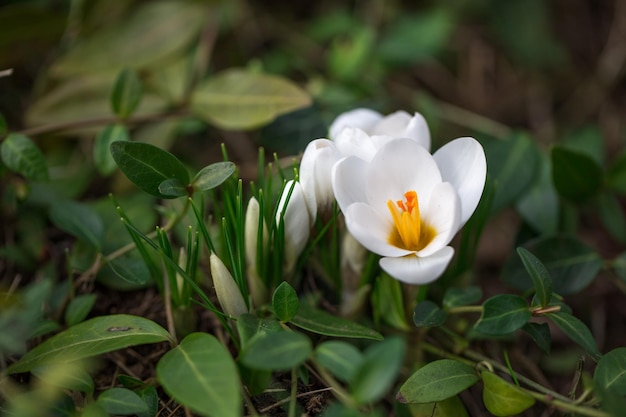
<box><xmin>1</xmin><ymin>0</ymin><xmax>626</xmax><ymax>416</ymax></box>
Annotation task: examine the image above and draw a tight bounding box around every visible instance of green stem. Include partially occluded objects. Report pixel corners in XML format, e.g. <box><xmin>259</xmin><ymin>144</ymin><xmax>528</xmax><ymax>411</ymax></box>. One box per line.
<box><xmin>288</xmin><ymin>368</ymin><xmax>297</xmax><ymax>417</ymax></box>
<box><xmin>313</xmin><ymin>361</ymin><xmax>358</xmax><ymax>409</ymax></box>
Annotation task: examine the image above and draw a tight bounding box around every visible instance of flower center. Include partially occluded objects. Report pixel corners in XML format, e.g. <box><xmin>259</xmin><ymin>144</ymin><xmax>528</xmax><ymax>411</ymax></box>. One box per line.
<box><xmin>387</xmin><ymin>190</ymin><xmax>436</xmax><ymax>251</ymax></box>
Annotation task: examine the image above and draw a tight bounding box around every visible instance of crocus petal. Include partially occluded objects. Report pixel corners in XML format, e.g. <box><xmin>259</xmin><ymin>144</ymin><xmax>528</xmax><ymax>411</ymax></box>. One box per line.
<box><xmin>344</xmin><ymin>202</ymin><xmax>412</xmax><ymax>258</ymax></box>
<box><xmin>370</xmin><ymin>111</ymin><xmax>412</xmax><ymax>137</ymax></box>
<box><xmin>379</xmin><ymin>247</ymin><xmax>455</xmax><ymax>285</ymax></box>
<box><xmin>210</xmin><ymin>253</ymin><xmax>248</xmax><ymax>317</ymax></box>
<box><xmin>329</xmin><ymin>108</ymin><xmax>382</xmax><ymax>140</ymax></box>
<box><xmin>299</xmin><ymin>138</ymin><xmax>341</xmax><ymax>220</ymax></box>
<box><xmin>433</xmin><ymin>137</ymin><xmax>487</xmax><ymax>225</ymax></box>
<box><xmin>366</xmin><ymin>138</ymin><xmax>442</xmax><ymax>216</ymax></box>
<box><xmin>403</xmin><ymin>112</ymin><xmax>431</xmax><ymax>151</ymax></box>
<box><xmin>276</xmin><ymin>180</ymin><xmax>311</xmax><ymax>272</ymax></box>
<box><xmin>332</xmin><ymin>155</ymin><xmax>369</xmax><ymax>212</ymax></box>
<box><xmin>415</xmin><ymin>182</ymin><xmax>461</xmax><ymax>257</ymax></box>
<box><xmin>334</xmin><ymin>127</ymin><xmax>381</xmax><ymax>162</ymax></box>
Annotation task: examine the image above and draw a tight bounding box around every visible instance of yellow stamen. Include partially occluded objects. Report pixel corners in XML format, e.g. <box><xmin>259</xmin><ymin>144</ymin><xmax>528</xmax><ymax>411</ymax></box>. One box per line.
<box><xmin>387</xmin><ymin>190</ymin><xmax>436</xmax><ymax>251</ymax></box>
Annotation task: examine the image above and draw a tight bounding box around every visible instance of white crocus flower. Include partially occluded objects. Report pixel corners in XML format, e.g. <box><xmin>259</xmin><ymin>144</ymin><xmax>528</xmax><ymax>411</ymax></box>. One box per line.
<box><xmin>299</xmin><ymin>138</ymin><xmax>342</xmax><ymax>220</ymax></box>
<box><xmin>244</xmin><ymin>196</ymin><xmax>269</xmax><ymax>307</ymax></box>
<box><xmin>276</xmin><ymin>180</ymin><xmax>311</xmax><ymax>275</ymax></box>
<box><xmin>329</xmin><ymin>108</ymin><xmax>431</xmax><ymax>151</ymax></box>
<box><xmin>210</xmin><ymin>253</ymin><xmax>248</xmax><ymax>317</ymax></box>
<box><xmin>331</xmin><ymin>137</ymin><xmax>486</xmax><ymax>285</ymax></box>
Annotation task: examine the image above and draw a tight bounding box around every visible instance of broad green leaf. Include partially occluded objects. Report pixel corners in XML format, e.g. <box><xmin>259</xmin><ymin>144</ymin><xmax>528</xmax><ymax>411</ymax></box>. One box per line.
<box><xmin>522</xmin><ymin>322</ymin><xmax>551</xmax><ymax>354</ymax></box>
<box><xmin>397</xmin><ymin>359</ymin><xmax>479</xmax><ymax>403</ymax></box>
<box><xmin>81</xmin><ymin>403</ymin><xmax>109</xmax><ymax>417</ymax></box>
<box><xmin>158</xmin><ymin>178</ymin><xmax>188</xmax><ymax>198</ymax></box>
<box><xmin>49</xmin><ymin>200</ymin><xmax>104</xmax><ymax>250</ymax></box>
<box><xmin>236</xmin><ymin>314</ymin><xmax>282</xmax><ymax>350</ymax></box>
<box><xmin>413</xmin><ymin>301</ymin><xmax>447</xmax><ymax>328</ymax></box>
<box><xmin>516</xmin><ymin>247</ymin><xmax>552</xmax><ymax>307</ymax></box>
<box><xmin>111</xmin><ymin>68</ymin><xmax>143</xmax><ymax>119</ymax></box>
<box><xmin>502</xmin><ymin>236</ymin><xmax>602</xmax><ymax>295</ymax></box>
<box><xmin>597</xmin><ymin>192</ymin><xmax>626</xmax><ymax>244</ymax></box>
<box><xmin>443</xmin><ymin>286</ymin><xmax>482</xmax><ymax>309</ymax></box>
<box><xmin>190</xmin><ymin>69</ymin><xmax>312</xmax><ymax>130</ymax></box>
<box><xmin>157</xmin><ymin>333</ymin><xmax>241</xmax><ymax>417</ymax></box>
<box><xmin>328</xmin><ymin>27</ymin><xmax>375</xmax><ymax>82</ymax></box>
<box><xmin>240</xmin><ymin>331</ymin><xmax>312</xmax><ymax>371</ymax></box>
<box><xmin>607</xmin><ymin>150</ymin><xmax>626</xmax><ymax>194</ymax></box>
<box><xmin>192</xmin><ymin>161</ymin><xmax>236</xmax><ymax>192</ymax></box>
<box><xmin>0</xmin><ymin>133</ymin><xmax>48</xmax><ymax>181</ymax></box>
<box><xmin>97</xmin><ymin>387</ymin><xmax>150</xmax><ymax>417</ymax></box>
<box><xmin>105</xmin><ymin>255</ymin><xmax>152</xmax><ymax>286</ymax></box>
<box><xmin>290</xmin><ymin>304</ymin><xmax>383</xmax><ymax>340</ymax></box>
<box><xmin>378</xmin><ymin>9</ymin><xmax>453</xmax><ymax>66</ymax></box>
<box><xmin>351</xmin><ymin>337</ymin><xmax>405</xmax><ymax>405</ymax></box>
<box><xmin>483</xmin><ymin>132</ymin><xmax>540</xmax><ymax>213</ymax></box>
<box><xmin>7</xmin><ymin>314</ymin><xmax>173</xmax><ymax>374</ymax></box>
<box><xmin>272</xmin><ymin>281</ymin><xmax>299</xmax><ymax>322</ymax></box>
<box><xmin>314</xmin><ymin>341</ymin><xmax>364</xmax><ymax>383</ymax></box>
<box><xmin>407</xmin><ymin>395</ymin><xmax>469</xmax><ymax>417</ymax></box>
<box><xmin>515</xmin><ymin>153</ymin><xmax>559</xmax><ymax>235</ymax></box>
<box><xmin>547</xmin><ymin>311</ymin><xmax>601</xmax><ymax>361</ymax></box>
<box><xmin>481</xmin><ymin>372</ymin><xmax>535</xmax><ymax>416</ymax></box>
<box><xmin>594</xmin><ymin>347</ymin><xmax>626</xmax><ymax>396</ymax></box>
<box><xmin>94</xmin><ymin>124</ymin><xmax>129</xmax><ymax>176</ymax></box>
<box><xmin>110</xmin><ymin>141</ymin><xmax>189</xmax><ymax>199</ymax></box>
<box><xmin>32</xmin><ymin>361</ymin><xmax>94</xmax><ymax>394</ymax></box>
<box><xmin>612</xmin><ymin>252</ymin><xmax>626</xmax><ymax>284</ymax></box>
<box><xmin>474</xmin><ymin>295</ymin><xmax>530</xmax><ymax>336</ymax></box>
<box><xmin>51</xmin><ymin>1</ymin><xmax>208</xmax><ymax>75</ymax></box>
<box><xmin>65</xmin><ymin>294</ymin><xmax>97</xmax><ymax>326</ymax></box>
<box><xmin>562</xmin><ymin>125</ymin><xmax>605</xmax><ymax>165</ymax></box>
<box><xmin>372</xmin><ymin>273</ymin><xmax>410</xmax><ymax>330</ymax></box>
<box><xmin>551</xmin><ymin>146</ymin><xmax>603</xmax><ymax>202</ymax></box>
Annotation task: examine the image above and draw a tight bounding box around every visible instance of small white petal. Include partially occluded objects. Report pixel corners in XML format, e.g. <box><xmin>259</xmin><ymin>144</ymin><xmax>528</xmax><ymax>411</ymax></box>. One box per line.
<box><xmin>366</xmin><ymin>138</ymin><xmax>442</xmax><ymax>216</ymax></box>
<box><xmin>299</xmin><ymin>139</ymin><xmax>340</xmax><ymax>220</ymax></box>
<box><xmin>331</xmin><ymin>156</ymin><xmax>369</xmax><ymax>212</ymax></box>
<box><xmin>370</xmin><ymin>111</ymin><xmax>412</xmax><ymax>137</ymax></box>
<box><xmin>403</xmin><ymin>112</ymin><xmax>431</xmax><ymax>151</ymax></box>
<box><xmin>334</xmin><ymin>127</ymin><xmax>380</xmax><ymax>162</ymax></box>
<box><xmin>344</xmin><ymin>202</ymin><xmax>412</xmax><ymax>258</ymax></box>
<box><xmin>433</xmin><ymin>137</ymin><xmax>487</xmax><ymax>225</ymax></box>
<box><xmin>276</xmin><ymin>180</ymin><xmax>311</xmax><ymax>271</ymax></box>
<box><xmin>329</xmin><ymin>108</ymin><xmax>382</xmax><ymax>140</ymax></box>
<box><xmin>379</xmin><ymin>247</ymin><xmax>455</xmax><ymax>285</ymax></box>
<box><xmin>416</xmin><ymin>182</ymin><xmax>462</xmax><ymax>257</ymax></box>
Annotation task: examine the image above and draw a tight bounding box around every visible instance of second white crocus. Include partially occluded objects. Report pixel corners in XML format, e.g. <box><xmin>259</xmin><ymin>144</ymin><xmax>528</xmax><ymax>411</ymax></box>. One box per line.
<box><xmin>276</xmin><ymin>180</ymin><xmax>311</xmax><ymax>275</ymax></box>
<box><xmin>331</xmin><ymin>137</ymin><xmax>486</xmax><ymax>285</ymax></box>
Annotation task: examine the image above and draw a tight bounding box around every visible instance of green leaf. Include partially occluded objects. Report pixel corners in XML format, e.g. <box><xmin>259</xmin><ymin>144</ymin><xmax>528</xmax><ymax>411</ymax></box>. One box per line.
<box><xmin>597</xmin><ymin>192</ymin><xmax>626</xmax><ymax>244</ymax></box>
<box><xmin>551</xmin><ymin>146</ymin><xmax>603</xmax><ymax>202</ymax></box>
<box><xmin>0</xmin><ymin>133</ymin><xmax>48</xmax><ymax>181</ymax></box>
<box><xmin>502</xmin><ymin>236</ymin><xmax>602</xmax><ymax>295</ymax></box>
<box><xmin>240</xmin><ymin>330</ymin><xmax>312</xmax><ymax>371</ymax></box>
<box><xmin>32</xmin><ymin>361</ymin><xmax>94</xmax><ymax>394</ymax></box>
<box><xmin>290</xmin><ymin>304</ymin><xmax>383</xmax><ymax>340</ymax></box>
<box><xmin>594</xmin><ymin>347</ymin><xmax>626</xmax><ymax>396</ymax></box>
<box><xmin>190</xmin><ymin>69</ymin><xmax>312</xmax><ymax>130</ymax></box>
<box><xmin>314</xmin><ymin>341</ymin><xmax>364</xmax><ymax>383</ymax></box>
<box><xmin>607</xmin><ymin>150</ymin><xmax>626</xmax><ymax>194</ymax></box>
<box><xmin>443</xmin><ymin>286</ymin><xmax>482</xmax><ymax>309</ymax></box>
<box><xmin>474</xmin><ymin>295</ymin><xmax>530</xmax><ymax>336</ymax></box>
<box><xmin>413</xmin><ymin>300</ymin><xmax>447</xmax><ymax>328</ymax></box>
<box><xmin>272</xmin><ymin>281</ymin><xmax>299</xmax><ymax>322</ymax></box>
<box><xmin>547</xmin><ymin>311</ymin><xmax>601</xmax><ymax>361</ymax></box>
<box><xmin>236</xmin><ymin>314</ymin><xmax>282</xmax><ymax>350</ymax></box>
<box><xmin>612</xmin><ymin>252</ymin><xmax>626</xmax><ymax>285</ymax></box>
<box><xmin>49</xmin><ymin>200</ymin><xmax>104</xmax><ymax>250</ymax></box>
<box><xmin>515</xmin><ymin>153</ymin><xmax>559</xmax><ymax>235</ymax></box>
<box><xmin>328</xmin><ymin>27</ymin><xmax>375</xmax><ymax>81</ymax></box>
<box><xmin>106</xmin><ymin>255</ymin><xmax>152</xmax><ymax>286</ymax></box>
<box><xmin>111</xmin><ymin>68</ymin><xmax>143</xmax><ymax>119</ymax></box>
<box><xmin>158</xmin><ymin>178</ymin><xmax>188</xmax><ymax>198</ymax></box>
<box><xmin>483</xmin><ymin>132</ymin><xmax>540</xmax><ymax>213</ymax></box>
<box><xmin>97</xmin><ymin>387</ymin><xmax>150</xmax><ymax>417</ymax></box>
<box><xmin>406</xmin><ymin>395</ymin><xmax>469</xmax><ymax>417</ymax></box>
<box><xmin>192</xmin><ymin>161</ymin><xmax>236</xmax><ymax>192</ymax></box>
<box><xmin>516</xmin><ymin>247</ymin><xmax>552</xmax><ymax>307</ymax></box>
<box><xmin>481</xmin><ymin>372</ymin><xmax>535</xmax><ymax>416</ymax></box>
<box><xmin>94</xmin><ymin>124</ymin><xmax>129</xmax><ymax>176</ymax></box>
<box><xmin>157</xmin><ymin>333</ymin><xmax>241</xmax><ymax>417</ymax></box>
<box><xmin>51</xmin><ymin>1</ymin><xmax>208</xmax><ymax>75</ymax></box>
<box><xmin>7</xmin><ymin>314</ymin><xmax>173</xmax><ymax>374</ymax></box>
<box><xmin>351</xmin><ymin>337</ymin><xmax>405</xmax><ymax>405</ymax></box>
<box><xmin>110</xmin><ymin>141</ymin><xmax>189</xmax><ymax>199</ymax></box>
<box><xmin>522</xmin><ymin>322</ymin><xmax>551</xmax><ymax>354</ymax></box>
<box><xmin>64</xmin><ymin>294</ymin><xmax>97</xmax><ymax>326</ymax></box>
<box><xmin>397</xmin><ymin>359</ymin><xmax>479</xmax><ymax>403</ymax></box>
<box><xmin>372</xmin><ymin>273</ymin><xmax>410</xmax><ymax>330</ymax></box>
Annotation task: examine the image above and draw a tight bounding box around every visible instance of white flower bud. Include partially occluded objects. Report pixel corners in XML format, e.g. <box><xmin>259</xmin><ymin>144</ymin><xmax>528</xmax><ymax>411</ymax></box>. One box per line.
<box><xmin>210</xmin><ymin>253</ymin><xmax>248</xmax><ymax>318</ymax></box>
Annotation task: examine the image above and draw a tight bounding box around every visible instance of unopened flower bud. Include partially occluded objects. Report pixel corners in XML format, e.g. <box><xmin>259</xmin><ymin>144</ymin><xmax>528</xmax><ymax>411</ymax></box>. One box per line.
<box><xmin>210</xmin><ymin>253</ymin><xmax>248</xmax><ymax>318</ymax></box>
